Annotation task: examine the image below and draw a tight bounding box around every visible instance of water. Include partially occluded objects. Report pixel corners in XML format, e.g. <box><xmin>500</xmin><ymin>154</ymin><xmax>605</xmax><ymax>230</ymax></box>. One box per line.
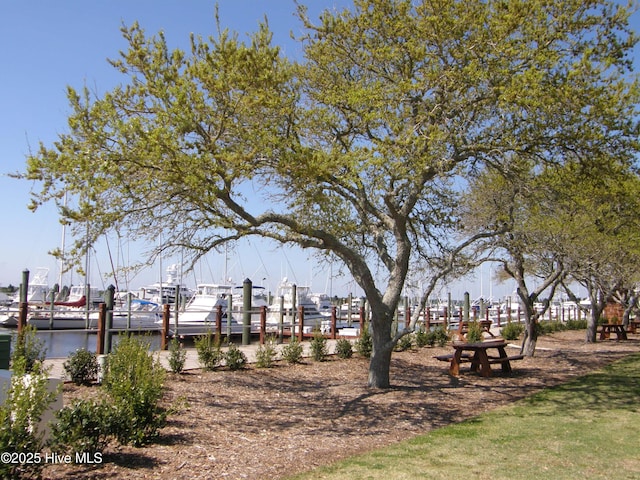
<box><xmin>0</xmin><ymin>327</ymin><xmax>162</xmax><ymax>359</ymax></box>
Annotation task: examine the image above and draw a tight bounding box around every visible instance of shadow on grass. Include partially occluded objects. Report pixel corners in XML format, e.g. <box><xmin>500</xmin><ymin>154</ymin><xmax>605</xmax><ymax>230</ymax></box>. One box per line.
<box><xmin>522</xmin><ymin>352</ymin><xmax>640</xmax><ymax>414</ymax></box>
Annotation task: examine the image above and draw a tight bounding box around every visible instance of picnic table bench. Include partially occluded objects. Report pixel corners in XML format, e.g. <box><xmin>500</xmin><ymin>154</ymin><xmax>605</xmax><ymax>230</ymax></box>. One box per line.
<box><xmin>597</xmin><ymin>323</ymin><xmax>628</xmax><ymax>341</ymax></box>
<box><xmin>434</xmin><ymin>352</ymin><xmax>473</xmax><ymax>362</ymax></box>
<box><xmin>440</xmin><ymin>340</ymin><xmax>524</xmax><ymax>377</ymax></box>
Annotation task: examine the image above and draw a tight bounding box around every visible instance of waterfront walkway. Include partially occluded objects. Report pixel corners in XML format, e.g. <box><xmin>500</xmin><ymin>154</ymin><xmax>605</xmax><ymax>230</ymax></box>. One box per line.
<box><xmin>43</xmin><ymin>339</ymin><xmax>343</xmax><ymax>379</ymax></box>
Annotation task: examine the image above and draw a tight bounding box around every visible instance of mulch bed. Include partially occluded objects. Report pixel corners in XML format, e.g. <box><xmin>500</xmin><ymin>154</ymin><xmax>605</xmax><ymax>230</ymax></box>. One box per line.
<box><xmin>43</xmin><ymin>330</ymin><xmax>640</xmax><ymax>479</ymax></box>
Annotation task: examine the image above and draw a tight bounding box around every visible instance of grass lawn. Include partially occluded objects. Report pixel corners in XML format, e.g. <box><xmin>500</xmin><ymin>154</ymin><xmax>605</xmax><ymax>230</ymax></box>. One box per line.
<box><xmin>286</xmin><ymin>353</ymin><xmax>640</xmax><ymax>480</ymax></box>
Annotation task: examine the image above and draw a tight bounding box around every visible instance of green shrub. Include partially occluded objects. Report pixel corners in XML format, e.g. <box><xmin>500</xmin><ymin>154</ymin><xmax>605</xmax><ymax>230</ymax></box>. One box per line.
<box><xmin>255</xmin><ymin>337</ymin><xmax>278</xmax><ymax>368</ymax></box>
<box><xmin>0</xmin><ymin>360</ymin><xmax>56</xmax><ymax>480</ymax></box>
<box><xmin>355</xmin><ymin>323</ymin><xmax>372</xmax><ymax>358</ymax></box>
<box><xmin>194</xmin><ymin>331</ymin><xmax>222</xmax><ymax>371</ymax></box>
<box><xmin>102</xmin><ymin>335</ymin><xmax>167</xmax><ymax>446</ymax></box>
<box><xmin>51</xmin><ymin>399</ymin><xmax>116</xmax><ymax>453</ymax></box>
<box><xmin>335</xmin><ymin>338</ymin><xmax>353</xmax><ymax>359</ymax></box>
<box><xmin>465</xmin><ymin>321</ymin><xmax>483</xmax><ymax>342</ymax></box>
<box><xmin>566</xmin><ymin>319</ymin><xmax>588</xmax><ymax>330</ymax></box>
<box><xmin>168</xmin><ymin>337</ymin><xmax>187</xmax><ymax>373</ymax></box>
<box><xmin>501</xmin><ymin>322</ymin><xmax>525</xmax><ymax>340</ymax></box>
<box><xmin>432</xmin><ymin>326</ymin><xmax>450</xmax><ymax>347</ymax></box>
<box><xmin>224</xmin><ymin>343</ymin><xmax>247</xmax><ymax>370</ymax></box>
<box><xmin>310</xmin><ymin>331</ymin><xmax>328</xmax><ymax>362</ymax></box>
<box><xmin>415</xmin><ymin>327</ymin><xmax>431</xmax><ymax>348</ymax></box>
<box><xmin>63</xmin><ymin>348</ymin><xmax>99</xmax><ymax>385</ymax></box>
<box><xmin>11</xmin><ymin>324</ymin><xmax>47</xmax><ymax>373</ymax></box>
<box><xmin>538</xmin><ymin>320</ymin><xmax>567</xmax><ymax>335</ymax></box>
<box><xmin>395</xmin><ymin>334</ymin><xmax>413</xmax><ymax>351</ymax></box>
<box><xmin>281</xmin><ymin>336</ymin><xmax>304</xmax><ymax>364</ymax></box>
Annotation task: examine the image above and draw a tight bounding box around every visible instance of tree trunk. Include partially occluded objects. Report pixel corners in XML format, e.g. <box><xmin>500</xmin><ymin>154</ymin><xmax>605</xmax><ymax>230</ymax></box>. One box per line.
<box><xmin>586</xmin><ymin>298</ymin><xmax>601</xmax><ymax>343</ymax></box>
<box><xmin>521</xmin><ymin>320</ymin><xmax>538</xmax><ymax>356</ymax></box>
<box><xmin>367</xmin><ymin>314</ymin><xmax>394</xmax><ymax>388</ymax></box>
<box><xmin>586</xmin><ymin>309</ymin><xmax>599</xmax><ymax>343</ymax></box>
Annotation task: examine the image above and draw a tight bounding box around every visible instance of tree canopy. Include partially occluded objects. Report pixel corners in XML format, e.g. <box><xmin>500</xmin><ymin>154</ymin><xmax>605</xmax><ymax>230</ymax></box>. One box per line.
<box><xmin>21</xmin><ymin>0</ymin><xmax>639</xmax><ymax>387</ymax></box>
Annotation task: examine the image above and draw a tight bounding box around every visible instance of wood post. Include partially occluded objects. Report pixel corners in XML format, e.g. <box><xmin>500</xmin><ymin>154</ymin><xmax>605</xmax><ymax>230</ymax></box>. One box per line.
<box><xmin>161</xmin><ymin>303</ymin><xmax>171</xmax><ymax>350</ymax></box>
<box><xmin>105</xmin><ymin>285</ymin><xmax>115</xmax><ymax>354</ymax></box>
<box><xmin>242</xmin><ymin>278</ymin><xmax>252</xmax><ymax>346</ymax></box>
<box><xmin>330</xmin><ymin>306</ymin><xmax>337</xmax><ymax>339</ymax></box>
<box><xmin>298</xmin><ymin>305</ymin><xmax>304</xmax><ymax>342</ymax></box>
<box><xmin>17</xmin><ymin>269</ymin><xmax>29</xmax><ymax>334</ymax></box>
<box><xmin>173</xmin><ymin>287</ymin><xmax>180</xmax><ymax>334</ymax></box>
<box><xmin>48</xmin><ymin>290</ymin><xmax>56</xmax><ymax>330</ymax></box>
<box><xmin>17</xmin><ymin>302</ymin><xmax>27</xmax><ymax>334</ymax></box>
<box><xmin>96</xmin><ymin>303</ymin><xmax>106</xmax><ymax>355</ymax></box>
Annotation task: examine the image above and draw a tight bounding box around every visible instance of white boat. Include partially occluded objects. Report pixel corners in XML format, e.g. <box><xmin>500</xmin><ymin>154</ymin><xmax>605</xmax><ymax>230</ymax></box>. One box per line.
<box><xmin>161</xmin><ymin>283</ymin><xmax>236</xmax><ymax>335</ymax></box>
<box><xmin>64</xmin><ymin>284</ymin><xmax>103</xmax><ymax>306</ymax></box>
<box><xmin>339</xmin><ymin>297</ymin><xmax>365</xmax><ymax>320</ymax></box>
<box><xmin>310</xmin><ymin>292</ymin><xmax>334</xmax><ymax>317</ymax></box>
<box><xmin>25</xmin><ymin>268</ymin><xmax>51</xmax><ymax>304</ymax></box>
<box><xmin>26</xmin><ymin>283</ymin><xmax>100</xmax><ymax>330</ymax></box>
<box><xmin>230</xmin><ymin>284</ymin><xmax>270</xmax><ymax>322</ymax></box>
<box><xmin>89</xmin><ymin>298</ymin><xmax>162</xmax><ymax>331</ymax></box>
<box><xmin>0</xmin><ymin>268</ymin><xmax>51</xmax><ymax>327</ymax></box>
<box><xmin>0</xmin><ymin>308</ymin><xmax>19</xmax><ymax>327</ymax></box>
<box><xmin>267</xmin><ymin>278</ymin><xmax>331</xmax><ymax>333</ymax></box>
<box><xmin>137</xmin><ymin>264</ymin><xmax>194</xmax><ymax>306</ymax></box>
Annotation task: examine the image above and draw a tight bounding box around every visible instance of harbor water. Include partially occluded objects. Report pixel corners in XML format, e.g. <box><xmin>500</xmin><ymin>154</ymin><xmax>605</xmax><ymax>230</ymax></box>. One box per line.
<box><xmin>0</xmin><ymin>327</ymin><xmax>162</xmax><ymax>359</ymax></box>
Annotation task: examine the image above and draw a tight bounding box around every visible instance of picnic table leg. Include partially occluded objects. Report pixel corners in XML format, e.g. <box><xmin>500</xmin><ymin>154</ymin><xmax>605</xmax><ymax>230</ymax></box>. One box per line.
<box><xmin>599</xmin><ymin>327</ymin><xmax>608</xmax><ymax>340</ymax></box>
<box><xmin>470</xmin><ymin>351</ymin><xmax>483</xmax><ymax>374</ymax></box>
<box><xmin>497</xmin><ymin>346</ymin><xmax>512</xmax><ymax>373</ymax></box>
<box><xmin>478</xmin><ymin>351</ymin><xmax>493</xmax><ymax>377</ymax></box>
<box><xmin>449</xmin><ymin>350</ymin><xmax>462</xmax><ymax>376</ymax></box>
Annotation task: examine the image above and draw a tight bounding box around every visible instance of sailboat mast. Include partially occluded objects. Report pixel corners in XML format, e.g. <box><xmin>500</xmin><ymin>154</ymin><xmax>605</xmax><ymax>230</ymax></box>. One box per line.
<box><xmin>58</xmin><ymin>192</ymin><xmax>68</xmax><ymax>289</ymax></box>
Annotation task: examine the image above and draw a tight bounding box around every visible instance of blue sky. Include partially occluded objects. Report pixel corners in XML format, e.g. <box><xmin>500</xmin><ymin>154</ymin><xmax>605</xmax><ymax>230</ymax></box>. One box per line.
<box><xmin>0</xmin><ymin>0</ymin><xmax>361</xmax><ymax>295</ymax></box>
<box><xmin>1</xmin><ymin>1</ymin><xmax>636</xmax><ymax>300</ymax></box>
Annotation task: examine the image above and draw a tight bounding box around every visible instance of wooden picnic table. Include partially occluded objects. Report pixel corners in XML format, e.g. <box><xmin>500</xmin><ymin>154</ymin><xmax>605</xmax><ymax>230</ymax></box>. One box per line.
<box><xmin>627</xmin><ymin>320</ymin><xmax>640</xmax><ymax>334</ymax></box>
<box><xmin>598</xmin><ymin>323</ymin><xmax>628</xmax><ymax>341</ymax></box>
<box><xmin>445</xmin><ymin>339</ymin><xmax>523</xmax><ymax>377</ymax></box>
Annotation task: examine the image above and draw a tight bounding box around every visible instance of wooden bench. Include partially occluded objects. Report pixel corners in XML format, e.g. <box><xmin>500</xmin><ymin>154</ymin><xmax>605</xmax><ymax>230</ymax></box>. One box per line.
<box><xmin>487</xmin><ymin>354</ymin><xmax>524</xmax><ymax>365</ymax></box>
<box><xmin>434</xmin><ymin>352</ymin><xmax>473</xmax><ymax>362</ymax></box>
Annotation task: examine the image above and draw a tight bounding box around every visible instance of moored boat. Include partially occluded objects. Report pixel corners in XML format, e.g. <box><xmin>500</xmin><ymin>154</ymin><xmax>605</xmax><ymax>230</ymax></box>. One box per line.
<box><xmin>137</xmin><ymin>264</ymin><xmax>194</xmax><ymax>306</ymax></box>
<box><xmin>160</xmin><ymin>283</ymin><xmax>235</xmax><ymax>335</ymax></box>
<box><xmin>267</xmin><ymin>278</ymin><xmax>332</xmax><ymax>333</ymax></box>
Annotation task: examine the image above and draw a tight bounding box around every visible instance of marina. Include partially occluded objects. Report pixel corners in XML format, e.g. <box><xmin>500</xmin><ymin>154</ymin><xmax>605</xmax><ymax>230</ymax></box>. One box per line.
<box><xmin>0</xmin><ymin>292</ymin><xmax>591</xmax><ymax>362</ymax></box>
<box><xmin>0</xmin><ymin>261</ymin><xmax>594</xmax><ymax>360</ymax></box>
<box><xmin>0</xmin><ymin>327</ymin><xmax>162</xmax><ymax>359</ymax></box>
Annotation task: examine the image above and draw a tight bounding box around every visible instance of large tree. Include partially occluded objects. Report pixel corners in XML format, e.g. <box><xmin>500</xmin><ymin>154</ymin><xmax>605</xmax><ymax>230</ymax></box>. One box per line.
<box><xmin>556</xmin><ymin>164</ymin><xmax>640</xmax><ymax>342</ymax></box>
<box><xmin>465</xmin><ymin>155</ymin><xmax>640</xmax><ymax>352</ymax></box>
<box><xmin>21</xmin><ymin>0</ymin><xmax>638</xmax><ymax>387</ymax></box>
<box><xmin>459</xmin><ymin>160</ymin><xmax>569</xmax><ymax>356</ymax></box>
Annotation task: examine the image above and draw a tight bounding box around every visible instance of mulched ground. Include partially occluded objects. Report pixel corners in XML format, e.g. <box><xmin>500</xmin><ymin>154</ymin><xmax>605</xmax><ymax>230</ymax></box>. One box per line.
<box><xmin>43</xmin><ymin>329</ymin><xmax>640</xmax><ymax>479</ymax></box>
